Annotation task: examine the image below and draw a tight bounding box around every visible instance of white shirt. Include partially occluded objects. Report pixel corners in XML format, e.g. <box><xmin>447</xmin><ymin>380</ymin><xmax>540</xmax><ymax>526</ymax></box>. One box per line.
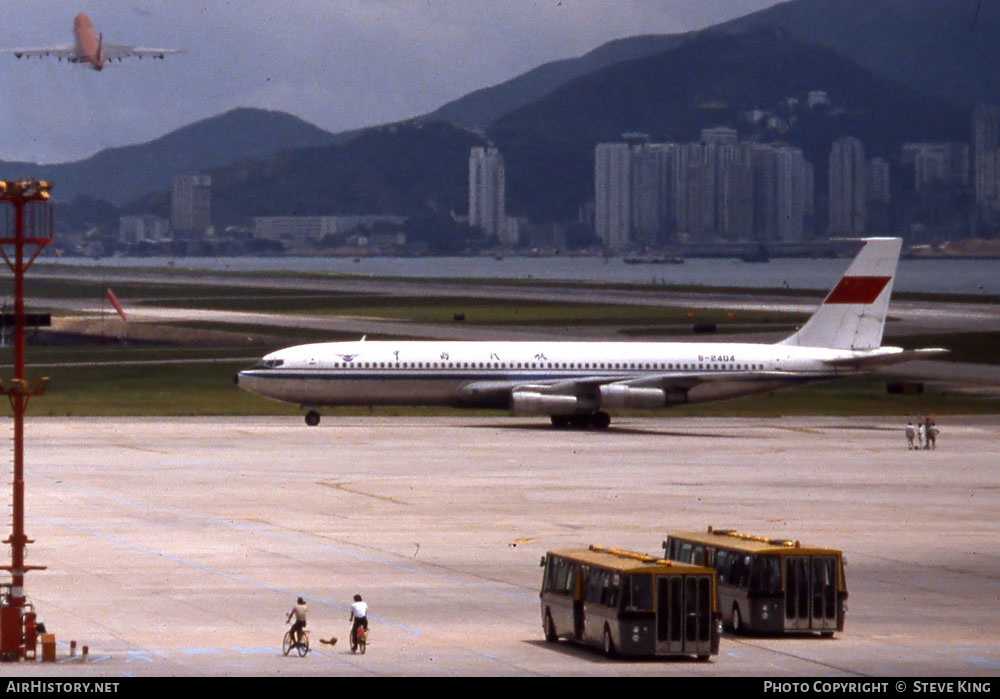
<box><xmin>351</xmin><ymin>601</ymin><xmax>368</xmax><ymax>619</ymax></box>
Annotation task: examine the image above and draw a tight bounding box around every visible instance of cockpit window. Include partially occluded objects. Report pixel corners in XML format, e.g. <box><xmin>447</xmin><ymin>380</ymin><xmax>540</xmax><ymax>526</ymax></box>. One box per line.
<box><xmin>250</xmin><ymin>359</ymin><xmax>284</xmax><ymax>370</ymax></box>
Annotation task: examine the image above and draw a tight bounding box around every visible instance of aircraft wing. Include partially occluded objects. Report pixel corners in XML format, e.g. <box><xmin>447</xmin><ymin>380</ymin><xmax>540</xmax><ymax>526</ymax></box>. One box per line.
<box><xmin>460</xmin><ymin>370</ymin><xmax>814</xmax><ymax>404</ymax></box>
<box><xmin>2</xmin><ymin>45</ymin><xmax>76</xmax><ymax>59</ymax></box>
<box><xmin>101</xmin><ymin>43</ymin><xmax>183</xmax><ymax>60</ymax></box>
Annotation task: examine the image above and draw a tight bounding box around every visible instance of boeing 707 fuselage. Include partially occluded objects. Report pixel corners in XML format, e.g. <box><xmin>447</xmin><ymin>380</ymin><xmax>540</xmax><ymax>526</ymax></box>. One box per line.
<box><xmin>236</xmin><ymin>238</ymin><xmax>946</xmax><ymax>428</ymax></box>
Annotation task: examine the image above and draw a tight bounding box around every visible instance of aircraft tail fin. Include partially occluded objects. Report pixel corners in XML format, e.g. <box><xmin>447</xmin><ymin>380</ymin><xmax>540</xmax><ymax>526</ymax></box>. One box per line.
<box><xmin>780</xmin><ymin>237</ymin><xmax>901</xmax><ymax>351</ymax></box>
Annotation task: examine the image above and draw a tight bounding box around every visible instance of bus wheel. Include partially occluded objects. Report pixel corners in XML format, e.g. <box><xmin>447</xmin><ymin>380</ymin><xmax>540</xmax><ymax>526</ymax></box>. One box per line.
<box><xmin>732</xmin><ymin>604</ymin><xmax>743</xmax><ymax>634</ymax></box>
<box><xmin>544</xmin><ymin>610</ymin><xmax>558</xmax><ymax>643</ymax></box>
<box><xmin>305</xmin><ymin>411</ymin><xmax>320</xmax><ymax>427</ymax></box>
<box><xmin>602</xmin><ymin>627</ymin><xmax>616</xmax><ymax>658</ymax></box>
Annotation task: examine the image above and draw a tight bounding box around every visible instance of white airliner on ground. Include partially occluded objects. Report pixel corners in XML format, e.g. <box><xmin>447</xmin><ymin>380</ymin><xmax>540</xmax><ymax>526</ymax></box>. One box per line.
<box><xmin>3</xmin><ymin>13</ymin><xmax>181</xmax><ymax>71</ymax></box>
<box><xmin>236</xmin><ymin>238</ymin><xmax>947</xmax><ymax>428</ymax></box>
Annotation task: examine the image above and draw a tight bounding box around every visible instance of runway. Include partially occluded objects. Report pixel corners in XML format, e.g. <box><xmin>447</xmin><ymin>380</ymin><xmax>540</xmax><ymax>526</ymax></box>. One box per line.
<box><xmin>5</xmin><ymin>415</ymin><xmax>999</xmax><ymax>676</ymax></box>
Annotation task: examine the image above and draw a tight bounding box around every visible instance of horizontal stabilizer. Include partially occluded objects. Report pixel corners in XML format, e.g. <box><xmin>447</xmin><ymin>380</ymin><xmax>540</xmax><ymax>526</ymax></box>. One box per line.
<box><xmin>821</xmin><ymin>348</ymin><xmax>949</xmax><ymax>369</ymax></box>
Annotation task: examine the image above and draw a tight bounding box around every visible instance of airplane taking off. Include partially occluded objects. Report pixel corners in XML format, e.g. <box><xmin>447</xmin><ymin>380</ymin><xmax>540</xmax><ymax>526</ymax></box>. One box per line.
<box><xmin>236</xmin><ymin>238</ymin><xmax>948</xmax><ymax>428</ymax></box>
<box><xmin>3</xmin><ymin>13</ymin><xmax>181</xmax><ymax>71</ymax></box>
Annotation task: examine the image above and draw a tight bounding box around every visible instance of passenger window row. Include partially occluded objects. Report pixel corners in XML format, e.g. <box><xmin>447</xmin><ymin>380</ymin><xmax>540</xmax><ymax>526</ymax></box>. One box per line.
<box><xmin>324</xmin><ymin>362</ymin><xmax>766</xmax><ymax>371</ymax></box>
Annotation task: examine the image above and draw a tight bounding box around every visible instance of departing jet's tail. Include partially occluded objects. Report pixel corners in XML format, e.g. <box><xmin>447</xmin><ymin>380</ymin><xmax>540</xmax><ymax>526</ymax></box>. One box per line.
<box><xmin>780</xmin><ymin>237</ymin><xmax>902</xmax><ymax>351</ymax></box>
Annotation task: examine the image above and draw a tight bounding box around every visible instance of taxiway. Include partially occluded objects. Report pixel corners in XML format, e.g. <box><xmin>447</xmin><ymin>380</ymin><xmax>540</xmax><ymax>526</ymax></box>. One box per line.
<box><xmin>4</xmin><ymin>415</ymin><xmax>998</xmax><ymax>676</ymax></box>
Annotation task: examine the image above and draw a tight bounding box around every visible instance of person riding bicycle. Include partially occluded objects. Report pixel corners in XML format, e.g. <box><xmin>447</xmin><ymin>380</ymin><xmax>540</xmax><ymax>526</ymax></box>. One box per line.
<box><xmin>286</xmin><ymin>597</ymin><xmax>308</xmax><ymax>644</ymax></box>
<box><xmin>349</xmin><ymin>594</ymin><xmax>368</xmax><ymax>646</ymax></box>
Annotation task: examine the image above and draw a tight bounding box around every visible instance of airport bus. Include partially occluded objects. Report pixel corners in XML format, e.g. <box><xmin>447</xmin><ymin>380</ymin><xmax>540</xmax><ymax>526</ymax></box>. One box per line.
<box><xmin>539</xmin><ymin>545</ymin><xmax>721</xmax><ymax>659</ymax></box>
<box><xmin>663</xmin><ymin>527</ymin><xmax>847</xmax><ymax>636</ymax></box>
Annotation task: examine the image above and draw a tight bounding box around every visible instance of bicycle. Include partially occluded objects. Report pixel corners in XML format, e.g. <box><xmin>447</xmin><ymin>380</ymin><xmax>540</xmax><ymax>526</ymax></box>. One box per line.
<box><xmin>350</xmin><ymin>624</ymin><xmax>367</xmax><ymax>654</ymax></box>
<box><xmin>282</xmin><ymin>626</ymin><xmax>310</xmax><ymax>656</ymax></box>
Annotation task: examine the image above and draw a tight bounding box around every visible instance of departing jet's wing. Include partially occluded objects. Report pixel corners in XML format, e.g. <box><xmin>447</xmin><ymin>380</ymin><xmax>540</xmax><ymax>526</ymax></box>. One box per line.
<box><xmin>3</xmin><ymin>45</ymin><xmax>77</xmax><ymax>60</ymax></box>
<box><xmin>101</xmin><ymin>43</ymin><xmax>183</xmax><ymax>60</ymax></box>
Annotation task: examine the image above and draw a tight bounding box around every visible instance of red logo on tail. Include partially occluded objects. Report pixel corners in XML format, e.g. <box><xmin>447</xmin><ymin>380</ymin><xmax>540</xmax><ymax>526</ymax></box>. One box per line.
<box><xmin>824</xmin><ymin>276</ymin><xmax>891</xmax><ymax>305</ymax></box>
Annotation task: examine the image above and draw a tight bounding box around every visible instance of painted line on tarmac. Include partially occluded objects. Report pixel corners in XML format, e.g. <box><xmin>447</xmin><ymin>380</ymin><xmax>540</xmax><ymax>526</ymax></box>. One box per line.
<box><xmin>31</xmin><ymin>466</ymin><xmax>537</xmax><ymax>608</ymax></box>
<box><xmin>42</xmin><ymin>518</ymin><xmax>421</xmax><ymax>641</ymax></box>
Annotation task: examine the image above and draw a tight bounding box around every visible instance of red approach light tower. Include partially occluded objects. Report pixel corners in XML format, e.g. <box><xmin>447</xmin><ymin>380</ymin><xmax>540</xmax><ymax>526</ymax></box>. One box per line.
<box><xmin>0</xmin><ymin>180</ymin><xmax>52</xmax><ymax>661</ymax></box>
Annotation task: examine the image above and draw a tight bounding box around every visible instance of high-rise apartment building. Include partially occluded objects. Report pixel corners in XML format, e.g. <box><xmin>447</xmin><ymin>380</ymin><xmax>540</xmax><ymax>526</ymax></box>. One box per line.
<box><xmin>469</xmin><ymin>147</ymin><xmax>506</xmax><ymax>238</ymax></box>
<box><xmin>594</xmin><ymin>143</ymin><xmax>631</xmax><ymax>249</ymax></box>
<box><xmin>828</xmin><ymin>137</ymin><xmax>866</xmax><ymax>236</ymax></box>
<box><xmin>699</xmin><ymin>127</ymin><xmax>738</xmax><ymax>147</ymax></box>
<box><xmin>595</xmin><ymin>135</ymin><xmax>814</xmax><ymax>247</ymax></box>
<box><xmin>629</xmin><ymin>143</ymin><xmax>675</xmax><ymax>246</ymax></box>
<box><xmin>866</xmin><ymin>158</ymin><xmax>891</xmax><ymax>202</ymax></box>
<box><xmin>775</xmin><ymin>146</ymin><xmax>810</xmax><ymax>242</ymax></box>
<box><xmin>972</xmin><ymin>105</ymin><xmax>1000</xmax><ymax>211</ymax></box>
<box><xmin>902</xmin><ymin>143</ymin><xmax>968</xmax><ymax>191</ymax></box>
<box><xmin>717</xmin><ymin>142</ymin><xmax>754</xmax><ymax>240</ymax></box>
<box><xmin>171</xmin><ymin>175</ymin><xmax>212</xmax><ymax>240</ymax></box>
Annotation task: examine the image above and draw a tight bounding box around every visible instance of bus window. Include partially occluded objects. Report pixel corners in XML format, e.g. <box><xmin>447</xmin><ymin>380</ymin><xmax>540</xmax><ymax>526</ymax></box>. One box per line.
<box><xmin>586</xmin><ymin>569</ymin><xmax>606</xmax><ymax>605</ymax></box>
<box><xmin>544</xmin><ymin>556</ymin><xmax>558</xmax><ymax>591</ymax></box>
<box><xmin>814</xmin><ymin>556</ymin><xmax>837</xmax><ymax>619</ymax></box>
<box><xmin>692</xmin><ymin>545</ymin><xmax>705</xmax><ymax>566</ymax></box>
<box><xmin>685</xmin><ymin>576</ymin><xmax>698</xmax><ymax>641</ymax></box>
<box><xmin>546</xmin><ymin>555</ymin><xmax>575</xmax><ymax>595</ymax></box>
<box><xmin>732</xmin><ymin>554</ymin><xmax>752</xmax><ymax>588</ymax></box>
<box><xmin>750</xmin><ymin>555</ymin><xmax>782</xmax><ymax>593</ymax></box>
<box><xmin>670</xmin><ymin>576</ymin><xmax>683</xmax><ymax>642</ymax></box>
<box><xmin>698</xmin><ymin>575</ymin><xmax>713</xmax><ymax>641</ymax></box>
<box><xmin>715</xmin><ymin>549</ymin><xmax>729</xmax><ymax>583</ymax></box>
<box><xmin>624</xmin><ymin>574</ymin><xmax>654</xmax><ymax>611</ymax></box>
<box><xmin>606</xmin><ymin>573</ymin><xmax>621</xmax><ymax>608</ymax></box>
<box><xmin>679</xmin><ymin>542</ymin><xmax>693</xmax><ymax>563</ymax></box>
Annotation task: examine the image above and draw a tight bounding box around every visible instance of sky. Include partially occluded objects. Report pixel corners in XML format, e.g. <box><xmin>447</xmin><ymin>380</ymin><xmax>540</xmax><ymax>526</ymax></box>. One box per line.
<box><xmin>0</xmin><ymin>0</ymin><xmax>785</xmax><ymax>164</ymax></box>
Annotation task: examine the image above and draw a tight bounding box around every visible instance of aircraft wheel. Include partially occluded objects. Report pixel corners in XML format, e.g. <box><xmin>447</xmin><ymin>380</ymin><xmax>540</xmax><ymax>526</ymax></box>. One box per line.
<box><xmin>592</xmin><ymin>412</ymin><xmax>611</xmax><ymax>430</ymax></box>
<box><xmin>550</xmin><ymin>415</ymin><xmax>570</xmax><ymax>428</ymax></box>
<box><xmin>568</xmin><ymin>415</ymin><xmax>590</xmax><ymax>429</ymax></box>
<box><xmin>305</xmin><ymin>411</ymin><xmax>321</xmax><ymax>427</ymax></box>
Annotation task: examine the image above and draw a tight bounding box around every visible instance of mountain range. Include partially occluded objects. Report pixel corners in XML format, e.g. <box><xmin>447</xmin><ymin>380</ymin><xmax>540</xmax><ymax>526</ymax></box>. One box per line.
<box><xmin>6</xmin><ymin>0</ymin><xmax>999</xmax><ymax>229</ymax></box>
<box><xmin>0</xmin><ymin>108</ymin><xmax>337</xmax><ymax>205</ymax></box>
<box><xmin>425</xmin><ymin>0</ymin><xmax>999</xmax><ymax>129</ymax></box>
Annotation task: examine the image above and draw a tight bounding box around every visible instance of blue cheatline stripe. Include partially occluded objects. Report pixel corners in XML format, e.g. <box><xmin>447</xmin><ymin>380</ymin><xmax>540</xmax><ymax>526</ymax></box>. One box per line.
<box><xmin>243</xmin><ymin>370</ymin><xmax>819</xmax><ymax>382</ymax></box>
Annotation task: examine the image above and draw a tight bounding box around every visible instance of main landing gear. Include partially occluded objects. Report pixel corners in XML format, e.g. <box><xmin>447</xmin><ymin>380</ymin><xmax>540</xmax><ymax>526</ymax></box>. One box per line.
<box><xmin>550</xmin><ymin>412</ymin><xmax>611</xmax><ymax>430</ymax></box>
<box><xmin>305</xmin><ymin>410</ymin><xmax>321</xmax><ymax>426</ymax></box>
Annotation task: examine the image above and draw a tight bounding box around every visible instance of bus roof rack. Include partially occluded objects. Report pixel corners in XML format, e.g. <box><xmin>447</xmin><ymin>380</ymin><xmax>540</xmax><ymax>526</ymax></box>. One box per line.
<box><xmin>589</xmin><ymin>544</ymin><xmax>672</xmax><ymax>566</ymax></box>
<box><xmin>706</xmin><ymin>527</ymin><xmax>796</xmax><ymax>547</ymax></box>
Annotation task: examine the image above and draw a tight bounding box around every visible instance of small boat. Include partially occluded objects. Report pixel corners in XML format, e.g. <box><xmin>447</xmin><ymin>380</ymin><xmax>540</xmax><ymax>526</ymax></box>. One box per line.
<box><xmin>623</xmin><ymin>255</ymin><xmax>684</xmax><ymax>265</ymax></box>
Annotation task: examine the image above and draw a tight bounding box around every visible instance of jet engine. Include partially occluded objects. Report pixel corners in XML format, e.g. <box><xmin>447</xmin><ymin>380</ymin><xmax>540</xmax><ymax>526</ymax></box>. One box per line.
<box><xmin>598</xmin><ymin>385</ymin><xmax>686</xmax><ymax>410</ymax></box>
<box><xmin>510</xmin><ymin>391</ymin><xmax>581</xmax><ymax>416</ymax></box>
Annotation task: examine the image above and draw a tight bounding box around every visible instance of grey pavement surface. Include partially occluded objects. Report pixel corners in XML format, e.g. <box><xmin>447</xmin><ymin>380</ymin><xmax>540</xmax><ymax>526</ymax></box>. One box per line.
<box><xmin>3</xmin><ymin>415</ymin><xmax>998</xmax><ymax>677</ymax></box>
<box><xmin>33</xmin><ymin>266</ymin><xmax>1000</xmax><ymax>339</ymax></box>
